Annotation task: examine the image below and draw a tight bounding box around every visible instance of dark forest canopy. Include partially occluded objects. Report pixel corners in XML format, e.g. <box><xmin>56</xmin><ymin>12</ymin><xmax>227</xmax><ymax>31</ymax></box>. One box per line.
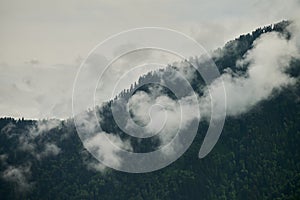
<box><xmin>0</xmin><ymin>20</ymin><xmax>299</xmax><ymax>199</ymax></box>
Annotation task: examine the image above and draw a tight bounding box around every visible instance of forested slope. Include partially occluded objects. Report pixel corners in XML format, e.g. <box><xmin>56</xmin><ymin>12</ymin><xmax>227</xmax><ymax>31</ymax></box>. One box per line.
<box><xmin>0</xmin><ymin>20</ymin><xmax>299</xmax><ymax>199</ymax></box>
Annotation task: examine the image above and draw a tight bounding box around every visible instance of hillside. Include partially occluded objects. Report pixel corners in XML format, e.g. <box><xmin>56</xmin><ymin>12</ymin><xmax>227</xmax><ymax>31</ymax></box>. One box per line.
<box><xmin>0</xmin><ymin>20</ymin><xmax>299</xmax><ymax>199</ymax></box>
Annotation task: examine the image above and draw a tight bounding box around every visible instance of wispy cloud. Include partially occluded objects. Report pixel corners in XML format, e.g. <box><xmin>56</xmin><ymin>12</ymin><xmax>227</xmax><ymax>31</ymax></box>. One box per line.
<box><xmin>200</xmin><ymin>24</ymin><xmax>300</xmax><ymax>118</ymax></box>
<box><xmin>18</xmin><ymin>120</ymin><xmax>62</xmax><ymax>160</ymax></box>
<box><xmin>2</xmin><ymin>163</ymin><xmax>33</xmax><ymax>192</ymax></box>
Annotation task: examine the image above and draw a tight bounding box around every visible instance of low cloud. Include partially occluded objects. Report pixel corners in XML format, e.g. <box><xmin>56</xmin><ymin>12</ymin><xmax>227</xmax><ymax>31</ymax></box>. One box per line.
<box><xmin>0</xmin><ymin>122</ymin><xmax>17</xmax><ymax>138</ymax></box>
<box><xmin>114</xmin><ymin>21</ymin><xmax>300</xmax><ymax>161</ymax></box>
<box><xmin>84</xmin><ymin>132</ymin><xmax>132</xmax><ymax>169</ymax></box>
<box><xmin>2</xmin><ymin>164</ymin><xmax>33</xmax><ymax>192</ymax></box>
<box><xmin>80</xmin><ymin>22</ymin><xmax>300</xmax><ymax>165</ymax></box>
<box><xmin>74</xmin><ymin>111</ymin><xmax>133</xmax><ymax>172</ymax></box>
<box><xmin>127</xmin><ymin>88</ymin><xmax>199</xmax><ymax>145</ymax></box>
<box><xmin>200</xmin><ymin>25</ymin><xmax>300</xmax><ymax>118</ymax></box>
<box><xmin>18</xmin><ymin>120</ymin><xmax>62</xmax><ymax>160</ymax></box>
<box><xmin>0</xmin><ymin>120</ymin><xmax>63</xmax><ymax>192</ymax></box>
<box><xmin>81</xmin><ymin>150</ymin><xmax>107</xmax><ymax>172</ymax></box>
<box><xmin>28</xmin><ymin>119</ymin><xmax>61</xmax><ymax>137</ymax></box>
<box><xmin>37</xmin><ymin>143</ymin><xmax>61</xmax><ymax>159</ymax></box>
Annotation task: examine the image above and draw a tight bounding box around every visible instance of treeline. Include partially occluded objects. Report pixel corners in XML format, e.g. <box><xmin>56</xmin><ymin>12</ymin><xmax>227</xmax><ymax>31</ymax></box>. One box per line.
<box><xmin>0</xmin><ymin>20</ymin><xmax>299</xmax><ymax>199</ymax></box>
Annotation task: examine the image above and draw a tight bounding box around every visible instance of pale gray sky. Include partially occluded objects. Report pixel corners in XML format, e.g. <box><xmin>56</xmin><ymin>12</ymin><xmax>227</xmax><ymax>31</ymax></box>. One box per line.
<box><xmin>0</xmin><ymin>0</ymin><xmax>299</xmax><ymax>119</ymax></box>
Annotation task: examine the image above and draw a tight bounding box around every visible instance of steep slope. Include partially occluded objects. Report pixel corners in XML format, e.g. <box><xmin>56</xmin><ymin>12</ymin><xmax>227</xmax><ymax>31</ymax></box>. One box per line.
<box><xmin>0</xmin><ymin>20</ymin><xmax>299</xmax><ymax>199</ymax></box>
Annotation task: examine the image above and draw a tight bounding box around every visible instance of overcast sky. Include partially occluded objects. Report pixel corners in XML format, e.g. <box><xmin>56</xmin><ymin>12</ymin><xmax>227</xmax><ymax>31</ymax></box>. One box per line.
<box><xmin>0</xmin><ymin>0</ymin><xmax>299</xmax><ymax>119</ymax></box>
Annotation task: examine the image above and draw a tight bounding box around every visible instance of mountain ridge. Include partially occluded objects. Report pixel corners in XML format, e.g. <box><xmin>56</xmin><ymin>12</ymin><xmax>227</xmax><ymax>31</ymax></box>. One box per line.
<box><xmin>0</xmin><ymin>20</ymin><xmax>299</xmax><ymax>199</ymax></box>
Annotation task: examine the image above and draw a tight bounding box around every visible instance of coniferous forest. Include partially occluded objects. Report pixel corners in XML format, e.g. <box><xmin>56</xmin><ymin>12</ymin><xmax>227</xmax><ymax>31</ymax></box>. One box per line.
<box><xmin>0</xmin><ymin>21</ymin><xmax>300</xmax><ymax>199</ymax></box>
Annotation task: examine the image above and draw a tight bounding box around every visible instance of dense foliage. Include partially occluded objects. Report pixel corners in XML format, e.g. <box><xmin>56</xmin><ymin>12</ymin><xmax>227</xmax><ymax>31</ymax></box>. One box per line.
<box><xmin>0</xmin><ymin>21</ymin><xmax>299</xmax><ymax>199</ymax></box>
